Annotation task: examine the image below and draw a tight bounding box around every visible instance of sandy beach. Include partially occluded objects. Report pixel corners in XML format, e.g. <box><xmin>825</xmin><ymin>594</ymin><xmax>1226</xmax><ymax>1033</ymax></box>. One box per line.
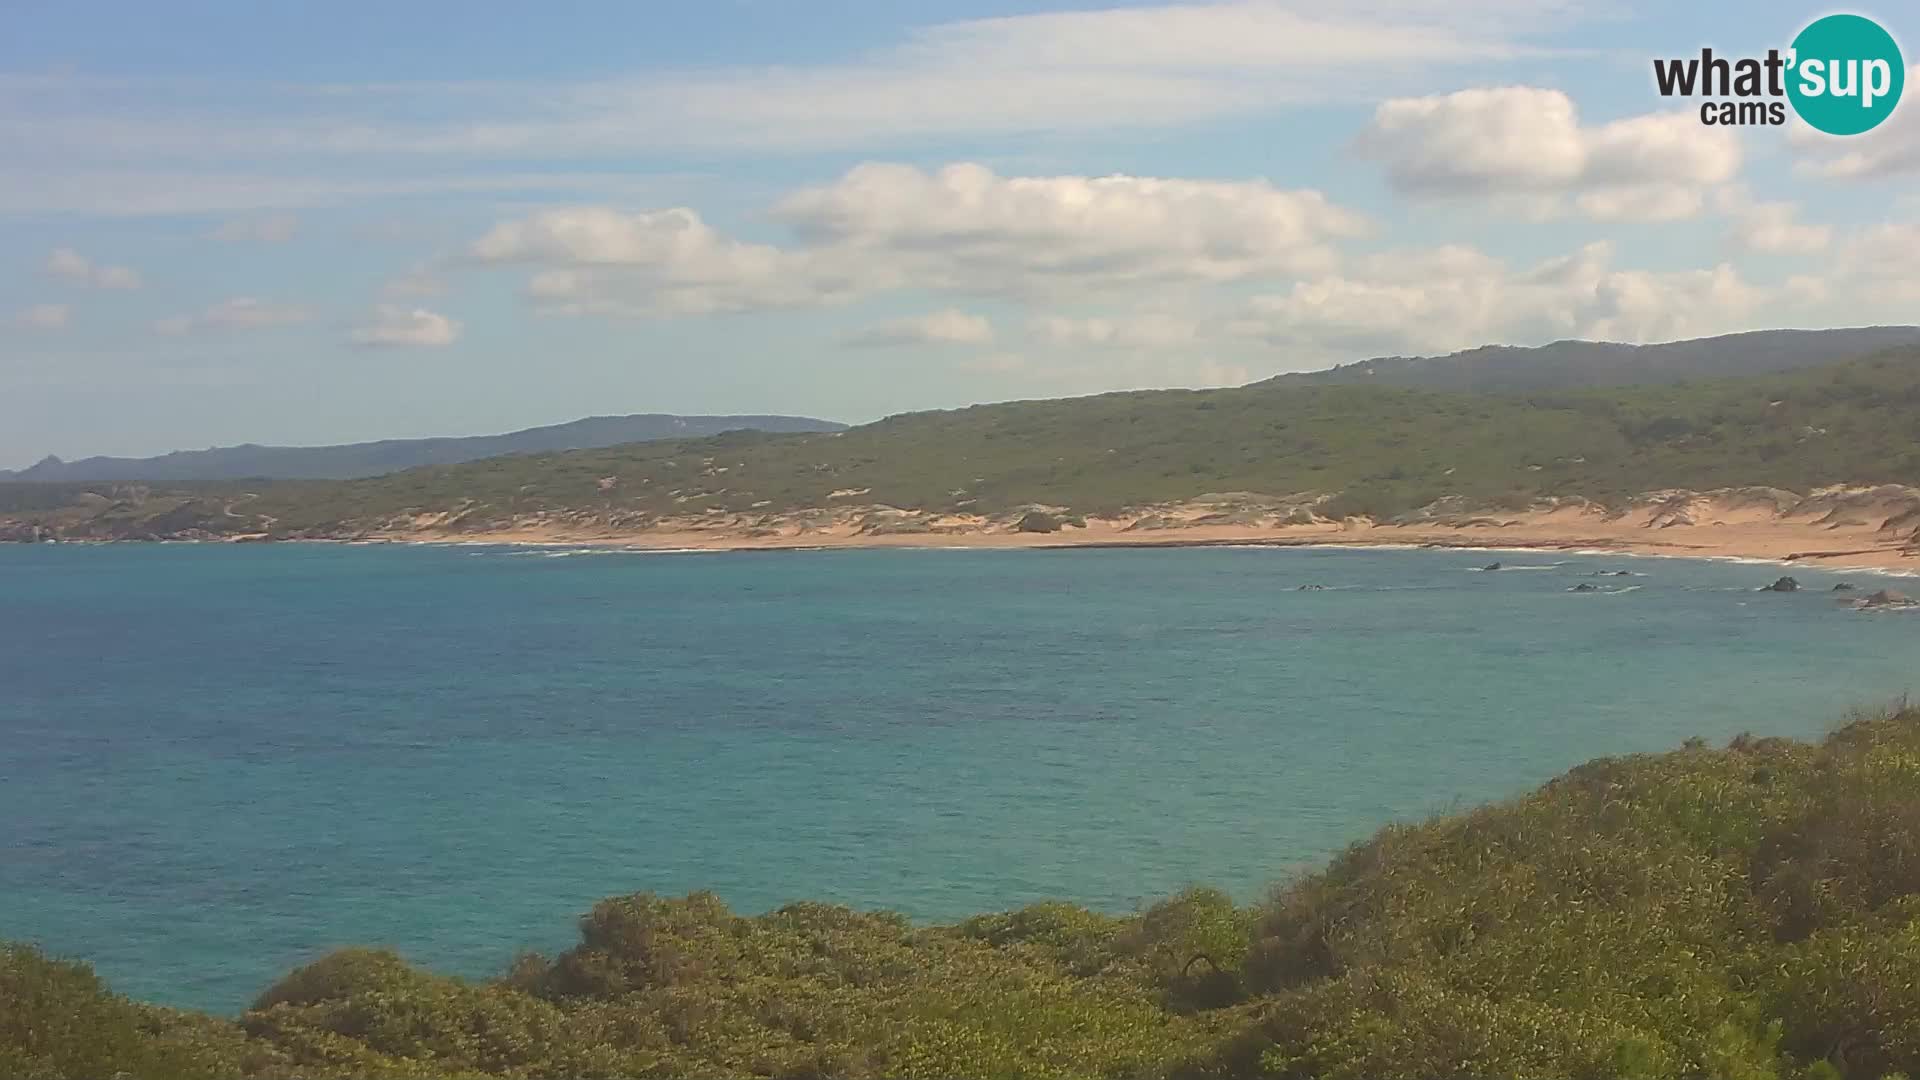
<box><xmin>371</xmin><ymin>486</ymin><xmax>1920</xmax><ymax>576</ymax></box>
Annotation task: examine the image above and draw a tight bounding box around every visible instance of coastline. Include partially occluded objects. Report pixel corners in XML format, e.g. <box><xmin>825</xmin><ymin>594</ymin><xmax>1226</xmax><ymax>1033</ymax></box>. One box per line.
<box><xmin>14</xmin><ymin>485</ymin><xmax>1918</xmax><ymax>577</ymax></box>
<box><xmin>371</xmin><ymin>507</ymin><xmax>1920</xmax><ymax>576</ymax></box>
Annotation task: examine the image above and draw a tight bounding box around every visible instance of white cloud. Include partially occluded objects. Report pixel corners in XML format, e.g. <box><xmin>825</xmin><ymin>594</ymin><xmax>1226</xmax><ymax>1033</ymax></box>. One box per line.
<box><xmin>1356</xmin><ymin>87</ymin><xmax>1741</xmax><ymax>221</ymax></box>
<box><xmin>1830</xmin><ymin>222</ymin><xmax>1920</xmax><ymax>306</ymax></box>
<box><xmin>154</xmin><ymin>297</ymin><xmax>310</xmax><ymax>336</ymax></box>
<box><xmin>1715</xmin><ymin>190</ymin><xmax>1831</xmax><ymax>255</ymax></box>
<box><xmin>1238</xmin><ymin>241</ymin><xmax>1808</xmax><ymax>358</ymax></box>
<box><xmin>1572</xmin><ymin>184</ymin><xmax>1711</xmax><ymax>223</ymax></box>
<box><xmin>1178</xmin><ymin>357</ymin><xmax>1252</xmax><ymax>388</ymax></box>
<box><xmin>617</xmin><ymin>1</ymin><xmax>1557</xmax><ymax>150</ymax></box>
<box><xmin>979</xmin><ymin>351</ymin><xmax>1252</xmax><ymax>391</ymax></box>
<box><xmin>470</xmin><ymin>163</ymin><xmax>1365</xmax><ymax>318</ymax></box>
<box><xmin>1579</xmin><ymin>263</ymin><xmax>1782</xmax><ymax>343</ymax></box>
<box><xmin>846</xmin><ymin>309</ymin><xmax>994</xmax><ymax>348</ymax></box>
<box><xmin>11</xmin><ymin>303</ymin><xmax>71</xmax><ymax>330</ymax></box>
<box><xmin>1359</xmin><ymin>87</ymin><xmax>1586</xmax><ymax>191</ymax></box>
<box><xmin>348</xmin><ymin>305</ymin><xmax>461</xmax><ymax>348</ymax></box>
<box><xmin>44</xmin><ymin>247</ymin><xmax>143</xmax><ymax>289</ymax></box>
<box><xmin>1579</xmin><ymin>111</ymin><xmax>1737</xmax><ymax>189</ymax></box>
<box><xmin>1031</xmin><ymin>313</ymin><xmax>1199</xmax><ymax>349</ymax></box>
<box><xmin>911</xmin><ymin>0</ymin><xmax>1553</xmax><ymax>70</ymax></box>
<box><xmin>1794</xmin><ymin>64</ymin><xmax>1920</xmax><ymax>179</ymax></box>
<box><xmin>472</xmin><ymin>206</ymin><xmax>842</xmax><ymax>316</ymax></box>
<box><xmin>1</xmin><ymin>3</ymin><xmax>1578</xmax><ymax>174</ymax></box>
<box><xmin>46</xmin><ymin>247</ymin><xmax>90</xmax><ymax>278</ymax></box>
<box><xmin>212</xmin><ymin>213</ymin><xmax>299</xmax><ymax>242</ymax></box>
<box><xmin>777</xmin><ymin>163</ymin><xmax>1365</xmax><ymax>291</ymax></box>
<box><xmin>453</xmin><ymin>156</ymin><xmax>1857</xmax><ymax>373</ymax></box>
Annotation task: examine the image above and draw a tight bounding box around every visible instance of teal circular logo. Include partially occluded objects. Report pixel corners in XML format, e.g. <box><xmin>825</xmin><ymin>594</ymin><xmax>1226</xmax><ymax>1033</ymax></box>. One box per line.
<box><xmin>1787</xmin><ymin>14</ymin><xmax>1904</xmax><ymax>135</ymax></box>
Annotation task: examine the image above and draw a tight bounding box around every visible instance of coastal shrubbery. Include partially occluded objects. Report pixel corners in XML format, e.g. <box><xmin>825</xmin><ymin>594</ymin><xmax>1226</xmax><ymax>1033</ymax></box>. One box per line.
<box><xmin>11</xmin><ymin>346</ymin><xmax>1920</xmax><ymax>540</ymax></box>
<box><xmin>1014</xmin><ymin>510</ymin><xmax>1063</xmax><ymax>533</ymax></box>
<box><xmin>0</xmin><ymin>945</ymin><xmax>275</xmax><ymax>1079</ymax></box>
<box><xmin>10</xmin><ymin>705</ymin><xmax>1920</xmax><ymax>1078</ymax></box>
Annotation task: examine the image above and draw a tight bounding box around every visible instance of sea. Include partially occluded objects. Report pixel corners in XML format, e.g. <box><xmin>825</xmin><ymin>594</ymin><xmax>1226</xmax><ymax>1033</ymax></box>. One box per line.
<box><xmin>2</xmin><ymin>541</ymin><xmax>1916</xmax><ymax>1013</ymax></box>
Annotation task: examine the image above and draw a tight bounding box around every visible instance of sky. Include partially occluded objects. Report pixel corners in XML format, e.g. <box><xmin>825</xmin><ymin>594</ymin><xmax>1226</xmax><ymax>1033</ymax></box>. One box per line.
<box><xmin>3</xmin><ymin>1</ymin><xmax>1918</xmax><ymax>468</ymax></box>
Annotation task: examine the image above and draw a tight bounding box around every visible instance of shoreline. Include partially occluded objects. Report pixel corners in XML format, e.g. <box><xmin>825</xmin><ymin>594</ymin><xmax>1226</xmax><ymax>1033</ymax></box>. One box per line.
<box><xmin>16</xmin><ymin>486</ymin><xmax>1920</xmax><ymax>577</ymax></box>
<box><xmin>366</xmin><ymin>516</ymin><xmax>1920</xmax><ymax>576</ymax></box>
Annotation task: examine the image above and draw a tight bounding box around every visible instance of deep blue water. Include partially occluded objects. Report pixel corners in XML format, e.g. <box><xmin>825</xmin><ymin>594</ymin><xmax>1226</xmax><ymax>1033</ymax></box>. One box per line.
<box><xmin>2</xmin><ymin>542</ymin><xmax>1917</xmax><ymax>1013</ymax></box>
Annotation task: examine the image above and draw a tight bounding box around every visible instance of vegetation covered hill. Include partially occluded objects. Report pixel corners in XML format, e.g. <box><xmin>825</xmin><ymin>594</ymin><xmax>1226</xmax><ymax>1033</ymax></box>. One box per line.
<box><xmin>1273</xmin><ymin>326</ymin><xmax>1920</xmax><ymax>394</ymax></box>
<box><xmin>0</xmin><ymin>413</ymin><xmax>846</xmax><ymax>484</ymax></box>
<box><xmin>9</xmin><ymin>704</ymin><xmax>1920</xmax><ymax>1079</ymax></box>
<box><xmin>9</xmin><ymin>327</ymin><xmax>1910</xmax><ymax>490</ymax></box>
<box><xmin>4</xmin><ymin>344</ymin><xmax>1920</xmax><ymax>539</ymax></box>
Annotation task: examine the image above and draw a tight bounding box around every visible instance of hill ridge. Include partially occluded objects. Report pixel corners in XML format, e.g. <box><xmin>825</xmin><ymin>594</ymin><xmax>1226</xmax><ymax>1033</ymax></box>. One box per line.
<box><xmin>1</xmin><ymin>412</ymin><xmax>847</xmax><ymax>484</ymax></box>
<box><xmin>1272</xmin><ymin>325</ymin><xmax>1920</xmax><ymax>393</ymax></box>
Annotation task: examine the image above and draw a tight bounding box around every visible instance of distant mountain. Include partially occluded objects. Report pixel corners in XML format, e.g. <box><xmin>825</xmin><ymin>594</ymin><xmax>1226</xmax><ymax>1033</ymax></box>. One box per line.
<box><xmin>1270</xmin><ymin>326</ymin><xmax>1920</xmax><ymax>394</ymax></box>
<box><xmin>1</xmin><ymin>414</ymin><xmax>847</xmax><ymax>484</ymax></box>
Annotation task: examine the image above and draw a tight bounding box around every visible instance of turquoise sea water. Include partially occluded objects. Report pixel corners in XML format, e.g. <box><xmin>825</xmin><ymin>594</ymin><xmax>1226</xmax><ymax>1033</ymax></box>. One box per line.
<box><xmin>2</xmin><ymin>542</ymin><xmax>1917</xmax><ymax>1013</ymax></box>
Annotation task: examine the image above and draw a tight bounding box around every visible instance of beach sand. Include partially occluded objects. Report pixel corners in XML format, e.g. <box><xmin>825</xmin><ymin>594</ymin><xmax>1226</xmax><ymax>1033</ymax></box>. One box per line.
<box><xmin>373</xmin><ymin>488</ymin><xmax>1920</xmax><ymax>576</ymax></box>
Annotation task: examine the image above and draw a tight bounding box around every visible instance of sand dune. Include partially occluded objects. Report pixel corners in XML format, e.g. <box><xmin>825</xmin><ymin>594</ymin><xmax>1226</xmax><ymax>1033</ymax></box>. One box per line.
<box><xmin>383</xmin><ymin>485</ymin><xmax>1920</xmax><ymax>575</ymax></box>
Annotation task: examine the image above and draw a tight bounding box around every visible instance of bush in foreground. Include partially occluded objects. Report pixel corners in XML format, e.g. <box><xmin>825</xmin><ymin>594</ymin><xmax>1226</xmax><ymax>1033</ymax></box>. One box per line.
<box><xmin>8</xmin><ymin>705</ymin><xmax>1920</xmax><ymax>1078</ymax></box>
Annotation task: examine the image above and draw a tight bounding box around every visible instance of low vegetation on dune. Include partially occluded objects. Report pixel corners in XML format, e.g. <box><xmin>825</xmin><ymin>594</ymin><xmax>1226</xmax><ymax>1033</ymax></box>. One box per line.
<box><xmin>10</xmin><ymin>704</ymin><xmax>1920</xmax><ymax>1078</ymax></box>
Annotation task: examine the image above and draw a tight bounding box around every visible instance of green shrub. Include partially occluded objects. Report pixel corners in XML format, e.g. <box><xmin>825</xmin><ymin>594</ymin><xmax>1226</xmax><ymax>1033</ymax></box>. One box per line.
<box><xmin>0</xmin><ymin>944</ymin><xmax>246</xmax><ymax>1080</ymax></box>
<box><xmin>11</xmin><ymin>705</ymin><xmax>1920</xmax><ymax>1079</ymax></box>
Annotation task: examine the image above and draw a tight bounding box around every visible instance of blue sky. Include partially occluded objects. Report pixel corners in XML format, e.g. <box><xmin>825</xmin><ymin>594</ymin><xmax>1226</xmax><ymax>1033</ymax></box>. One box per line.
<box><xmin>3</xmin><ymin>1</ymin><xmax>1917</xmax><ymax>467</ymax></box>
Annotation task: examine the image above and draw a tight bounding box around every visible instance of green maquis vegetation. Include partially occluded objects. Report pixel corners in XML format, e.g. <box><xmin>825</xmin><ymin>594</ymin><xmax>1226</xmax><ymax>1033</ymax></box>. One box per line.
<box><xmin>8</xmin><ymin>345</ymin><xmax>1920</xmax><ymax>539</ymax></box>
<box><xmin>244</xmin><ymin>344</ymin><xmax>1920</xmax><ymax>529</ymax></box>
<box><xmin>10</xmin><ymin>704</ymin><xmax>1920</xmax><ymax>1079</ymax></box>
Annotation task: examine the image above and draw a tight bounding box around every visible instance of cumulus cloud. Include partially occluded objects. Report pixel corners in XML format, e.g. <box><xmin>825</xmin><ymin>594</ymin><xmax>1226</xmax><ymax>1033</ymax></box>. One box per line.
<box><xmin>1572</xmin><ymin>184</ymin><xmax>1713</xmax><ymax>224</ymax></box>
<box><xmin>1794</xmin><ymin>64</ymin><xmax>1920</xmax><ymax>179</ymax></box>
<box><xmin>348</xmin><ymin>305</ymin><xmax>461</xmax><ymax>348</ymax></box>
<box><xmin>1356</xmin><ymin>87</ymin><xmax>1740</xmax><ymax>221</ymax></box>
<box><xmin>154</xmin><ymin>297</ymin><xmax>310</xmax><ymax>336</ymax></box>
<box><xmin>1579</xmin><ymin>264</ymin><xmax>1787</xmax><ymax>343</ymax></box>
<box><xmin>846</xmin><ymin>309</ymin><xmax>994</xmax><ymax>348</ymax></box>
<box><xmin>11</xmin><ymin>303</ymin><xmax>71</xmax><ymax>330</ymax></box>
<box><xmin>1359</xmin><ymin>87</ymin><xmax>1586</xmax><ymax>191</ymax></box>
<box><xmin>44</xmin><ymin>247</ymin><xmax>142</xmax><ymax>289</ymax></box>
<box><xmin>470</xmin><ymin>163</ymin><xmax>1365</xmax><ymax>317</ymax></box>
<box><xmin>461</xmin><ymin>157</ymin><xmax>1841</xmax><ymax>370</ymax></box>
<box><xmin>472</xmin><ymin>206</ymin><xmax>842</xmax><ymax>316</ymax></box>
<box><xmin>1715</xmin><ymin>190</ymin><xmax>1831</xmax><ymax>255</ymax></box>
<box><xmin>777</xmin><ymin>163</ymin><xmax>1364</xmax><ymax>290</ymax></box>
<box><xmin>1829</xmin><ymin>222</ymin><xmax>1920</xmax><ymax>306</ymax></box>
<box><xmin>46</xmin><ymin>247</ymin><xmax>91</xmax><ymax>279</ymax></box>
<box><xmin>1238</xmin><ymin>241</ymin><xmax>1808</xmax><ymax>357</ymax></box>
<box><xmin>212</xmin><ymin>213</ymin><xmax>299</xmax><ymax>242</ymax></box>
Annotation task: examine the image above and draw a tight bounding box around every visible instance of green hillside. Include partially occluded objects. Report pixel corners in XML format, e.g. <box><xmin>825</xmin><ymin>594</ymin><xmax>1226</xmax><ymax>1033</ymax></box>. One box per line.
<box><xmin>4</xmin><ymin>346</ymin><xmax>1920</xmax><ymax>539</ymax></box>
<box><xmin>250</xmin><ymin>344</ymin><xmax>1920</xmax><ymax>529</ymax></box>
<box><xmin>1273</xmin><ymin>326</ymin><xmax>1920</xmax><ymax>394</ymax></box>
<box><xmin>0</xmin><ymin>414</ymin><xmax>846</xmax><ymax>485</ymax></box>
<box><xmin>10</xmin><ymin>703</ymin><xmax>1920</xmax><ymax>1079</ymax></box>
